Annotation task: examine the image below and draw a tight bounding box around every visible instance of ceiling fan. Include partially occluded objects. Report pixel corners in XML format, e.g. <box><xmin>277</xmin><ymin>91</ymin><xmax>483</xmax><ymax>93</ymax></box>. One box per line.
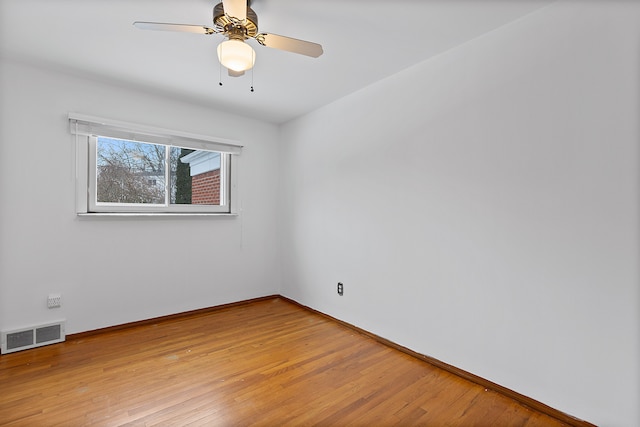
<box><xmin>133</xmin><ymin>0</ymin><xmax>323</xmax><ymax>77</ymax></box>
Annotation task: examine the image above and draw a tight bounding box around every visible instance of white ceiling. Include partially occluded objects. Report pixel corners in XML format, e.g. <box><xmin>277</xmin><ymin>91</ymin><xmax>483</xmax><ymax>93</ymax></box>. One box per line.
<box><xmin>0</xmin><ymin>0</ymin><xmax>553</xmax><ymax>124</ymax></box>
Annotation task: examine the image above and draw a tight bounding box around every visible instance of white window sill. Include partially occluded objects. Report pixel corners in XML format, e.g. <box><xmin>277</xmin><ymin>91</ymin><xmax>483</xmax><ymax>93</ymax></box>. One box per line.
<box><xmin>77</xmin><ymin>212</ymin><xmax>238</xmax><ymax>218</ymax></box>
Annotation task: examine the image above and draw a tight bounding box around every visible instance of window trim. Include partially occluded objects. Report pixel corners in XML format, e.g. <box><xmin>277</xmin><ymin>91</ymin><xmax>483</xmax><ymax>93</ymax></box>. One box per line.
<box><xmin>71</xmin><ymin>114</ymin><xmax>241</xmax><ymax>216</ymax></box>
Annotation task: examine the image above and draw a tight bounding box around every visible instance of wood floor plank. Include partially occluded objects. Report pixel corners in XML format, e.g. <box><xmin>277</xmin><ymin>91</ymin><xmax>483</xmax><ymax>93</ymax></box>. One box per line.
<box><xmin>1</xmin><ymin>298</ymin><xmax>581</xmax><ymax>426</ymax></box>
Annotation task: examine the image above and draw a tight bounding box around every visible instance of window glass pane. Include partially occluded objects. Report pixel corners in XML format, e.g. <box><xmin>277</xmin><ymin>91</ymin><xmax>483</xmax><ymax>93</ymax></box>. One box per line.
<box><xmin>96</xmin><ymin>137</ymin><xmax>165</xmax><ymax>204</ymax></box>
<box><xmin>172</xmin><ymin>147</ymin><xmax>194</xmax><ymax>204</ymax></box>
<box><xmin>171</xmin><ymin>147</ymin><xmax>223</xmax><ymax>206</ymax></box>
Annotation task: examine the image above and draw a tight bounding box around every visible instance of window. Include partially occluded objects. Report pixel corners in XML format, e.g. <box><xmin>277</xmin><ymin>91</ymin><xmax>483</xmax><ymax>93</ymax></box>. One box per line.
<box><xmin>70</xmin><ymin>114</ymin><xmax>242</xmax><ymax>215</ymax></box>
<box><xmin>90</xmin><ymin>137</ymin><xmax>229</xmax><ymax>213</ymax></box>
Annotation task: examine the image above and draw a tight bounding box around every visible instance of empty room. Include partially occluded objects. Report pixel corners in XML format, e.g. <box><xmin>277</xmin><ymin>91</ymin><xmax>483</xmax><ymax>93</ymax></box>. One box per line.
<box><xmin>0</xmin><ymin>0</ymin><xmax>638</xmax><ymax>426</ymax></box>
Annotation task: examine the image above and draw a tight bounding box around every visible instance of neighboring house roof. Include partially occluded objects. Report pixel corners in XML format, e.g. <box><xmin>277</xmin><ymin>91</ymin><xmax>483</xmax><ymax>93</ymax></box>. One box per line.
<box><xmin>180</xmin><ymin>151</ymin><xmax>221</xmax><ymax>177</ymax></box>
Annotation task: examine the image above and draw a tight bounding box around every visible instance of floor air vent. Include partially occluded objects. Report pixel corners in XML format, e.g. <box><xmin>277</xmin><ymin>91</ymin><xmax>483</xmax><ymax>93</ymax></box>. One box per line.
<box><xmin>1</xmin><ymin>321</ymin><xmax>66</xmax><ymax>354</ymax></box>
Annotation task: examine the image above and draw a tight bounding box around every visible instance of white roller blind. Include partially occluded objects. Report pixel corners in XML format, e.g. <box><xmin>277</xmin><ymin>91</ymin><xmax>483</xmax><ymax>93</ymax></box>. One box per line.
<box><xmin>69</xmin><ymin>113</ymin><xmax>243</xmax><ymax>155</ymax></box>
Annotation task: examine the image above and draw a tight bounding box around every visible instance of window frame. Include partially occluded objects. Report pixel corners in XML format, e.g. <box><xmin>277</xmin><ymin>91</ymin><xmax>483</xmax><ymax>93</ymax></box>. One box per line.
<box><xmin>71</xmin><ymin>114</ymin><xmax>241</xmax><ymax>216</ymax></box>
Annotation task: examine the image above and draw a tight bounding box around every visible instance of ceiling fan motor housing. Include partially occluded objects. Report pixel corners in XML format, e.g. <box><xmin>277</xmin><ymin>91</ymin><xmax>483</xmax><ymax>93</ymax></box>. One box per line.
<box><xmin>213</xmin><ymin>3</ymin><xmax>259</xmax><ymax>39</ymax></box>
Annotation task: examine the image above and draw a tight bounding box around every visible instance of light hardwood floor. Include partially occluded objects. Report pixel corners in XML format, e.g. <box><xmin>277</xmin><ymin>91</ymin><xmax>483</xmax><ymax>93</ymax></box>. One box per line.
<box><xmin>1</xmin><ymin>298</ymin><xmax>577</xmax><ymax>426</ymax></box>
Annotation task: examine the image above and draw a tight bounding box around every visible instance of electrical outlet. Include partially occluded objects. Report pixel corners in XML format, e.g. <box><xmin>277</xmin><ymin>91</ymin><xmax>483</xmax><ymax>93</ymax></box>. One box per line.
<box><xmin>337</xmin><ymin>282</ymin><xmax>344</xmax><ymax>296</ymax></box>
<box><xmin>47</xmin><ymin>294</ymin><xmax>62</xmax><ymax>308</ymax></box>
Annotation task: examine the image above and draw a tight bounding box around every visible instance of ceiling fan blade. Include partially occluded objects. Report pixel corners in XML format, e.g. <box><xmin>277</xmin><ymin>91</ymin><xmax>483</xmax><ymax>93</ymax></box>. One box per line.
<box><xmin>133</xmin><ymin>22</ymin><xmax>218</xmax><ymax>35</ymax></box>
<box><xmin>256</xmin><ymin>33</ymin><xmax>323</xmax><ymax>58</ymax></box>
<box><xmin>222</xmin><ymin>0</ymin><xmax>247</xmax><ymax>22</ymax></box>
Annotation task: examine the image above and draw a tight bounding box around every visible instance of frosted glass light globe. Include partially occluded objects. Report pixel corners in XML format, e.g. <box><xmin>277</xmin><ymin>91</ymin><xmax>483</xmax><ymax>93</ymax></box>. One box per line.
<box><xmin>217</xmin><ymin>39</ymin><xmax>255</xmax><ymax>72</ymax></box>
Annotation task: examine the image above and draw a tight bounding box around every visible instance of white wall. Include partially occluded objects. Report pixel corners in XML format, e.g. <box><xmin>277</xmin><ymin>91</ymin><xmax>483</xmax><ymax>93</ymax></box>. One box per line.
<box><xmin>280</xmin><ymin>2</ymin><xmax>640</xmax><ymax>426</ymax></box>
<box><xmin>0</xmin><ymin>60</ymin><xmax>281</xmax><ymax>335</ymax></box>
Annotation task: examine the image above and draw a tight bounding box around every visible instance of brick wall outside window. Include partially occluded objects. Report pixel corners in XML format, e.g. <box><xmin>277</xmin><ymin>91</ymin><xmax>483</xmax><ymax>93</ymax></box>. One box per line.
<box><xmin>191</xmin><ymin>169</ymin><xmax>220</xmax><ymax>204</ymax></box>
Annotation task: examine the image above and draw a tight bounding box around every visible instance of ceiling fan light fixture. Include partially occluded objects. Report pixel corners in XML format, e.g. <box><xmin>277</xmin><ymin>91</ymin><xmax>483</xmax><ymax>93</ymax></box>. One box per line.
<box><xmin>217</xmin><ymin>39</ymin><xmax>255</xmax><ymax>72</ymax></box>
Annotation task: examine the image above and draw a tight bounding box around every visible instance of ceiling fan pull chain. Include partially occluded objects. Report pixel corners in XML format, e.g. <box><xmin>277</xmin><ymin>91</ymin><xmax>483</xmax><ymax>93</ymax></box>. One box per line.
<box><xmin>219</xmin><ymin>47</ymin><xmax>223</xmax><ymax>86</ymax></box>
<box><xmin>250</xmin><ymin>49</ymin><xmax>255</xmax><ymax>92</ymax></box>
